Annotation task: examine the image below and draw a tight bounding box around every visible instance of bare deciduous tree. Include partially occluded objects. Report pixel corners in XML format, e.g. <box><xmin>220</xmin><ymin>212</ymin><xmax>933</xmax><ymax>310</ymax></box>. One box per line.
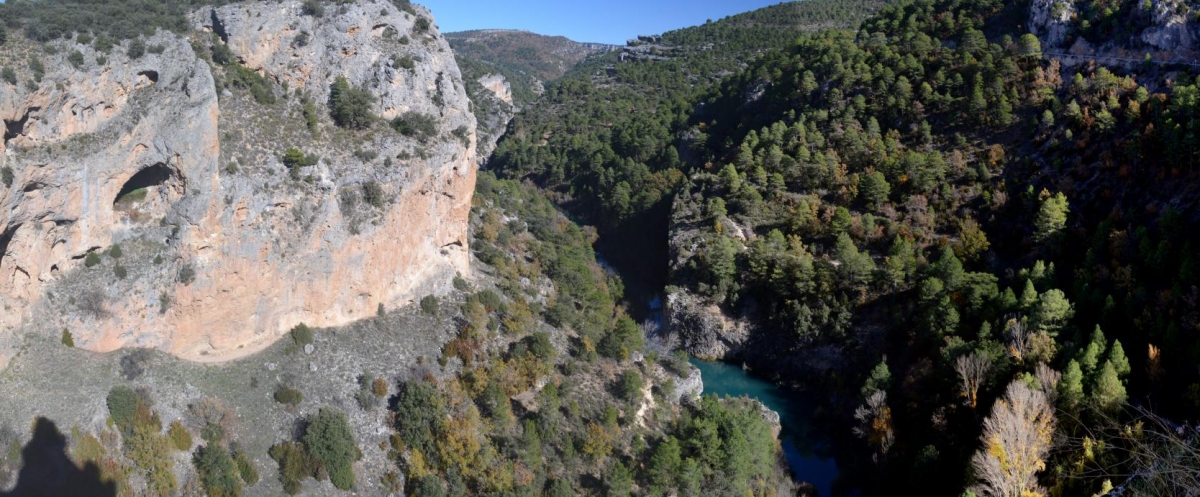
<box><xmin>971</xmin><ymin>381</ymin><xmax>1055</xmax><ymax>497</ymax></box>
<box><xmin>956</xmin><ymin>352</ymin><xmax>993</xmax><ymax>409</ymax></box>
<box><xmin>1005</xmin><ymin>319</ymin><xmax>1031</xmax><ymax>363</ymax></box>
<box><xmin>1034</xmin><ymin>362</ymin><xmax>1061</xmax><ymax>406</ymax></box>
<box><xmin>853</xmin><ymin>390</ymin><xmax>894</xmax><ymax>463</ymax></box>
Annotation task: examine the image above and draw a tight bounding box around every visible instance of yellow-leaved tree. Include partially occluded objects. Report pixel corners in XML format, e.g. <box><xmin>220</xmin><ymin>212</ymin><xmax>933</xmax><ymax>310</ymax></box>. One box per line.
<box><xmin>971</xmin><ymin>380</ymin><xmax>1056</xmax><ymax>497</ymax></box>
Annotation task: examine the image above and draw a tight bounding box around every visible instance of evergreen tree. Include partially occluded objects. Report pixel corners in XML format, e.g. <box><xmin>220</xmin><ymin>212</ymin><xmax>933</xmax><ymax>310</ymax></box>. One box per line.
<box><xmin>1092</xmin><ymin>361</ymin><xmax>1127</xmax><ymax>411</ymax></box>
<box><xmin>1060</xmin><ymin>359</ymin><xmax>1085</xmax><ymax>411</ymax></box>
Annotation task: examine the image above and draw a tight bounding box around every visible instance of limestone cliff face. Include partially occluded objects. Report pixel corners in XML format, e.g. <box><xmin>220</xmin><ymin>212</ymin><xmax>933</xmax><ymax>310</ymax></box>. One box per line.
<box><xmin>1030</xmin><ymin>0</ymin><xmax>1200</xmax><ymax>58</ymax></box>
<box><xmin>0</xmin><ymin>0</ymin><xmax>476</xmax><ymax>366</ymax></box>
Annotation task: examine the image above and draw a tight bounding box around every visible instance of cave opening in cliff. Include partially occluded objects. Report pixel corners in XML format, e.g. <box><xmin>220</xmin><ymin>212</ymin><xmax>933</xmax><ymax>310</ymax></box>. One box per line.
<box><xmin>114</xmin><ymin>164</ymin><xmax>181</xmax><ymax>224</ymax></box>
<box><xmin>0</xmin><ymin>224</ymin><xmax>17</xmax><ymax>270</ymax></box>
<box><xmin>3</xmin><ymin>108</ymin><xmax>34</xmax><ymax>148</ymax></box>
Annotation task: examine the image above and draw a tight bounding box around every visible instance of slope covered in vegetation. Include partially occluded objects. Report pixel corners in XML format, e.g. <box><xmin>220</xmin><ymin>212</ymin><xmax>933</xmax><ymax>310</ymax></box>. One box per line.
<box><xmin>492</xmin><ymin>0</ymin><xmax>1200</xmax><ymax>494</ymax></box>
<box><xmin>488</xmin><ymin>0</ymin><xmax>895</xmax><ymax>286</ymax></box>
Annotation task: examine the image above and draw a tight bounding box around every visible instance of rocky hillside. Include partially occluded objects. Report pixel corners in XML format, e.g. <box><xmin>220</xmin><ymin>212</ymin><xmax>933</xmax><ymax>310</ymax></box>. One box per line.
<box><xmin>1030</xmin><ymin>0</ymin><xmax>1200</xmax><ymax>62</ymax></box>
<box><xmin>0</xmin><ymin>0</ymin><xmax>476</xmax><ymax>367</ymax></box>
<box><xmin>446</xmin><ymin>29</ymin><xmax>617</xmax><ymax>100</ymax></box>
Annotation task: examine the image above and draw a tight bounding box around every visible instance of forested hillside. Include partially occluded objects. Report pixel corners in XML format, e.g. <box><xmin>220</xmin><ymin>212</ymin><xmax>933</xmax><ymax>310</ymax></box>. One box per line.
<box><xmin>488</xmin><ymin>0</ymin><xmax>894</xmax><ymax>285</ymax></box>
<box><xmin>490</xmin><ymin>0</ymin><xmax>1200</xmax><ymax>494</ymax></box>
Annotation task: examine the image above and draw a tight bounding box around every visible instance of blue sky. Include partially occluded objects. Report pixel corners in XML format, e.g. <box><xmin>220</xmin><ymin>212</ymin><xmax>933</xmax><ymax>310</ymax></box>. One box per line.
<box><xmin>420</xmin><ymin>0</ymin><xmax>787</xmax><ymax>45</ymax></box>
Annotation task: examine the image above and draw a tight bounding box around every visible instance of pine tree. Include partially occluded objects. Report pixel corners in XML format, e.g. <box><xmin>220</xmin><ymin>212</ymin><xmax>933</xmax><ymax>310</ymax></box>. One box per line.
<box><xmin>1079</xmin><ymin>326</ymin><xmax>1106</xmax><ymax>376</ymax></box>
<box><xmin>1019</xmin><ymin>280</ymin><xmax>1038</xmax><ymax>309</ymax></box>
<box><xmin>1108</xmin><ymin>340</ymin><xmax>1131</xmax><ymax>378</ymax></box>
<box><xmin>1092</xmin><ymin>361</ymin><xmax>1127</xmax><ymax>411</ymax></box>
<box><xmin>1034</xmin><ymin>192</ymin><xmax>1069</xmax><ymax>243</ymax></box>
<box><xmin>1060</xmin><ymin>360</ymin><xmax>1085</xmax><ymax>411</ymax></box>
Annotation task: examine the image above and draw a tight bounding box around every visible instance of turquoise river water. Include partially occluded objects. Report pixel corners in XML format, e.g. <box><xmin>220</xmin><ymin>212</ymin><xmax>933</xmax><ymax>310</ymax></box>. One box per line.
<box><xmin>689</xmin><ymin>357</ymin><xmax>839</xmax><ymax>496</ymax></box>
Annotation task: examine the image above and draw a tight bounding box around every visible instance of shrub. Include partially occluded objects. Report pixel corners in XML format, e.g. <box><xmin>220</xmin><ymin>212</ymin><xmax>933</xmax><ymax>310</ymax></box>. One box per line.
<box><xmin>106</xmin><ymin>386</ymin><xmax>140</xmax><ymax>432</ymax></box>
<box><xmin>113</xmin><ymin>265</ymin><xmax>127</xmax><ymax>279</ymax></box>
<box><xmin>148</xmin><ymin>44</ymin><xmax>165</xmax><ymax>54</ymax></box>
<box><xmin>453</xmin><ymin>273</ymin><xmax>470</xmax><ymax>291</ymax></box>
<box><xmin>67</xmin><ymin>50</ymin><xmax>85</xmax><ymax>68</ymax></box>
<box><xmin>187</xmin><ymin>398</ymin><xmax>236</xmax><ymax>445</ymax></box>
<box><xmin>394</xmin><ymin>54</ymin><xmax>414</xmax><ymax>70</ymax></box>
<box><xmin>274</xmin><ymin>385</ymin><xmax>303</xmax><ymax>406</ymax></box>
<box><xmin>127</xmin><ymin>38</ymin><xmax>145</xmax><ymax>59</ymax></box>
<box><xmin>618</xmin><ymin>369</ymin><xmax>644</xmax><ymax>401</ymax></box>
<box><xmin>227</xmin><ymin>63</ymin><xmax>275</xmax><ymax>105</ymax></box>
<box><xmin>178</xmin><ymin>264</ymin><xmax>196</xmax><ymax>285</ymax></box>
<box><xmin>231</xmin><ymin>442</ymin><xmax>259</xmax><ymax>485</ymax></box>
<box><xmin>84</xmin><ymin>252</ymin><xmax>101</xmax><ymax>268</ymax></box>
<box><xmin>303</xmin><ymin>408</ymin><xmax>360</xmax><ymax>490</ymax></box>
<box><xmin>268</xmin><ymin>441</ymin><xmax>312</xmax><ymax>495</ymax></box>
<box><xmin>414</xmin><ymin>17</ymin><xmax>431</xmax><ymax>33</ymax></box>
<box><xmin>362</xmin><ymin>180</ymin><xmax>385</xmax><ymax>208</ymax></box>
<box><xmin>371</xmin><ymin>377</ymin><xmax>388</xmax><ymax>397</ymax></box>
<box><xmin>159</xmin><ymin>292</ymin><xmax>171</xmax><ymax>314</ymax></box>
<box><xmin>108</xmin><ymin>244</ymin><xmax>122</xmax><ymax>258</ymax></box>
<box><xmin>329</xmin><ymin>76</ymin><xmax>375</xmax><ymax>129</ymax></box>
<box><xmin>168</xmin><ymin>421</ymin><xmax>192</xmax><ymax>451</ymax></box>
<box><xmin>120</xmin><ymin>349</ymin><xmax>151</xmax><ymax>380</ymax></box>
<box><xmin>211</xmin><ymin>39</ymin><xmax>234</xmax><ymax>65</ymax></box>
<box><xmin>390</xmin><ymin>111</ymin><xmax>437</xmax><ymax>142</ymax></box>
<box><xmin>452</xmin><ymin>125</ymin><xmax>470</xmax><ymax>147</ymax></box>
<box><xmin>61</xmin><ymin>329</ymin><xmax>74</xmax><ymax>347</ymax></box>
<box><xmin>293</xmin><ymin>31</ymin><xmax>311</xmax><ymax>48</ymax></box>
<box><xmin>420</xmin><ymin>295</ymin><xmax>439</xmax><ymax>316</ymax></box>
<box><xmin>193</xmin><ymin>444</ymin><xmax>241</xmax><ymax>497</ymax></box>
<box><xmin>410</xmin><ymin>475</ymin><xmax>447</xmax><ymax>497</ymax></box>
<box><xmin>290</xmin><ymin>323</ymin><xmax>314</xmax><ymax>346</ymax></box>
<box><xmin>301</xmin><ymin>0</ymin><xmax>324</xmax><ymax>17</ymax></box>
<box><xmin>27</xmin><ymin>57</ymin><xmax>43</xmax><ymax>82</ymax></box>
<box><xmin>0</xmin><ymin>67</ymin><xmax>14</xmax><ymax>86</ymax></box>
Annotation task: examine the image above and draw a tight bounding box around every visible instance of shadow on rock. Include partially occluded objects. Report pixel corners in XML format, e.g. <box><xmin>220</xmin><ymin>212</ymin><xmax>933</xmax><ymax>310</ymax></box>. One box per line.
<box><xmin>0</xmin><ymin>417</ymin><xmax>115</xmax><ymax>497</ymax></box>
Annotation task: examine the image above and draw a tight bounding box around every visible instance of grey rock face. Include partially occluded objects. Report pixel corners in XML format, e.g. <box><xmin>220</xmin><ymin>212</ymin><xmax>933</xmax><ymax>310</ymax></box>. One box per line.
<box><xmin>664</xmin><ymin>291</ymin><xmax>749</xmax><ymax>360</ymax></box>
<box><xmin>672</xmin><ymin>363</ymin><xmax>704</xmax><ymax>403</ymax></box>
<box><xmin>0</xmin><ymin>0</ymin><xmax>477</xmax><ymax>367</ymax></box>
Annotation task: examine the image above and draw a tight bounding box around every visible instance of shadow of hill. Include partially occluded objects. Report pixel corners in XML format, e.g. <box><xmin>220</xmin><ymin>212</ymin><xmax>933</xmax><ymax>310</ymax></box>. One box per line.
<box><xmin>0</xmin><ymin>417</ymin><xmax>115</xmax><ymax>497</ymax></box>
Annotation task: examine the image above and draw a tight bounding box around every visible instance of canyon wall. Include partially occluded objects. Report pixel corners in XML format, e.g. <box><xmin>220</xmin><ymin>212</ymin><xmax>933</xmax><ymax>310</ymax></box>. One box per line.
<box><xmin>0</xmin><ymin>0</ymin><xmax>475</xmax><ymax>366</ymax></box>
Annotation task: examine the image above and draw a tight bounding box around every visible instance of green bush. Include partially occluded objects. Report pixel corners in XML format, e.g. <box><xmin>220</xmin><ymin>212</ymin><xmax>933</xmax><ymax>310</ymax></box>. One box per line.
<box><xmin>390</xmin><ymin>111</ymin><xmax>438</xmax><ymax>142</ymax></box>
<box><xmin>290</xmin><ymin>323</ymin><xmax>314</xmax><ymax>346</ymax></box>
<box><xmin>113</xmin><ymin>265</ymin><xmax>127</xmax><ymax>279</ymax></box>
<box><xmin>617</xmin><ymin>369</ymin><xmax>643</xmax><ymax>401</ymax></box>
<box><xmin>362</xmin><ymin>180</ymin><xmax>384</xmax><ymax>208</ymax></box>
<box><xmin>231</xmin><ymin>442</ymin><xmax>259</xmax><ymax>485</ymax></box>
<box><xmin>420</xmin><ymin>295</ymin><xmax>439</xmax><ymax>316</ymax></box>
<box><xmin>211</xmin><ymin>39</ymin><xmax>234</xmax><ymax>65</ymax></box>
<box><xmin>106</xmin><ymin>386</ymin><xmax>140</xmax><ymax>432</ymax></box>
<box><xmin>329</xmin><ymin>76</ymin><xmax>375</xmax><ymax>129</ymax></box>
<box><xmin>301</xmin><ymin>0</ymin><xmax>324</xmax><ymax>17</ymax></box>
<box><xmin>227</xmin><ymin>63</ymin><xmax>275</xmax><ymax>105</ymax></box>
<box><xmin>0</xmin><ymin>67</ymin><xmax>14</xmax><ymax>86</ymax></box>
<box><xmin>108</xmin><ymin>244</ymin><xmax>122</xmax><ymax>259</ymax></box>
<box><xmin>414</xmin><ymin>17</ymin><xmax>431</xmax><ymax>33</ymax></box>
<box><xmin>178</xmin><ymin>264</ymin><xmax>196</xmax><ymax>285</ymax></box>
<box><xmin>127</xmin><ymin>38</ymin><xmax>145</xmax><ymax>59</ymax></box>
<box><xmin>268</xmin><ymin>441</ymin><xmax>312</xmax><ymax>495</ymax></box>
<box><xmin>67</xmin><ymin>50</ymin><xmax>85</xmax><ymax>68</ymax></box>
<box><xmin>193</xmin><ymin>444</ymin><xmax>241</xmax><ymax>497</ymax></box>
<box><xmin>274</xmin><ymin>385</ymin><xmax>303</xmax><ymax>406</ymax></box>
<box><xmin>84</xmin><ymin>252</ymin><xmax>101</xmax><ymax>268</ymax></box>
<box><xmin>168</xmin><ymin>420</ymin><xmax>192</xmax><ymax>451</ymax></box>
<box><xmin>303</xmin><ymin>408</ymin><xmax>359</xmax><ymax>490</ymax></box>
<box><xmin>61</xmin><ymin>329</ymin><xmax>74</xmax><ymax>347</ymax></box>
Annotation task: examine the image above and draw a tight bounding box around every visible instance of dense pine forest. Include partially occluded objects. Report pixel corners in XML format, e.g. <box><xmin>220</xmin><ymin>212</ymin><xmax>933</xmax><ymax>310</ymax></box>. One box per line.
<box><xmin>490</xmin><ymin>0</ymin><xmax>1200</xmax><ymax>494</ymax></box>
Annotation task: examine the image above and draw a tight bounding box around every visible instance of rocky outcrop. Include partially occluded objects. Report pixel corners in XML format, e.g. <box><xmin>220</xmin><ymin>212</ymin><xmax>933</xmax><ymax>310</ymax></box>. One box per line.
<box><xmin>465</xmin><ymin>72</ymin><xmax>515</xmax><ymax>164</ymax></box>
<box><xmin>664</xmin><ymin>291</ymin><xmax>749</xmax><ymax>360</ymax></box>
<box><xmin>478</xmin><ymin>74</ymin><xmax>512</xmax><ymax>106</ymax></box>
<box><xmin>1030</xmin><ymin>0</ymin><xmax>1200</xmax><ymax>58</ymax></box>
<box><xmin>0</xmin><ymin>0</ymin><xmax>476</xmax><ymax>367</ymax></box>
<box><xmin>1029</xmin><ymin>0</ymin><xmax>1075</xmax><ymax>49</ymax></box>
<box><xmin>672</xmin><ymin>363</ymin><xmax>704</xmax><ymax>403</ymax></box>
